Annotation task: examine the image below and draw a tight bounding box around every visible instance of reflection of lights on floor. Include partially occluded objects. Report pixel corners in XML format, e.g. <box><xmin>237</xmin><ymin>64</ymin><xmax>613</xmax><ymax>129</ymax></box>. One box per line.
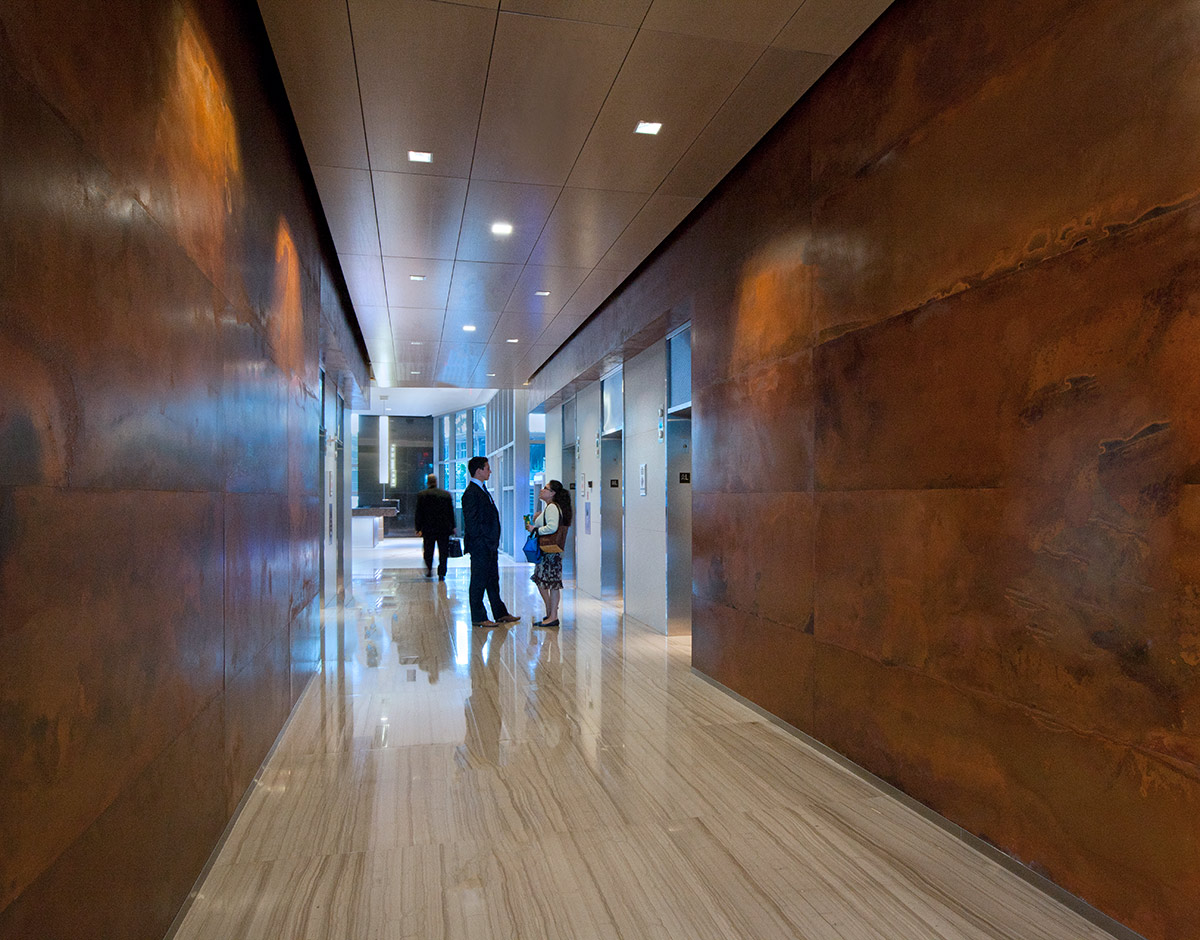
<box><xmin>455</xmin><ymin>621</ymin><xmax>469</xmax><ymax>666</ymax></box>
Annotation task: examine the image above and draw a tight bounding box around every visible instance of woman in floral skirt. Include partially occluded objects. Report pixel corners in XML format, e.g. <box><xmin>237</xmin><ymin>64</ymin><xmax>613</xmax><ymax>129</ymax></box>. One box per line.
<box><xmin>526</xmin><ymin>480</ymin><xmax>572</xmax><ymax>627</ymax></box>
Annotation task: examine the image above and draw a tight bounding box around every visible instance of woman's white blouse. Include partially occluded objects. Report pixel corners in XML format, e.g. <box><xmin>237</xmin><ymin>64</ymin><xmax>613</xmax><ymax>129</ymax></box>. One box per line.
<box><xmin>534</xmin><ymin>502</ymin><xmax>561</xmax><ymax>535</ymax></box>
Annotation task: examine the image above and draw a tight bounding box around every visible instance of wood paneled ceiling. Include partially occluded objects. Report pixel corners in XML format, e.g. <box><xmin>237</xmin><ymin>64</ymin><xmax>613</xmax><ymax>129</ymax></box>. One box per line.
<box><xmin>257</xmin><ymin>0</ymin><xmax>892</xmax><ymax>395</ymax></box>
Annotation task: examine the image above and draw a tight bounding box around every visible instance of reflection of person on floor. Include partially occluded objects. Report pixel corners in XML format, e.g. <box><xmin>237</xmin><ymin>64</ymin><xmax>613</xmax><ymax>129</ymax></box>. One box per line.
<box><xmin>391</xmin><ymin>606</ymin><xmax>454</xmax><ymax>685</ymax></box>
<box><xmin>464</xmin><ymin>625</ymin><xmax>508</xmax><ymax>764</ymax></box>
<box><xmin>524</xmin><ymin>628</ymin><xmax>567</xmax><ymax>752</ymax></box>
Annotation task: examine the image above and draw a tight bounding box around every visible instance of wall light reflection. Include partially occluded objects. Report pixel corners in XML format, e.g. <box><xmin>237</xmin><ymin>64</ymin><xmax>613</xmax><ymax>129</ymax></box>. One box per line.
<box><xmin>155</xmin><ymin>9</ymin><xmax>244</xmax><ymax>284</ymax></box>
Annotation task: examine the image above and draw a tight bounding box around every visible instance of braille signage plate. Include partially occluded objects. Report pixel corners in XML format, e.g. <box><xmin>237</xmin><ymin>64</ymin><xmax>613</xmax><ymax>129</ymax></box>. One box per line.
<box><xmin>679</xmin><ymin>472</ymin><xmax>691</xmax><ymax>484</ymax></box>
<box><xmin>610</xmin><ymin>479</ymin><xmax>619</xmax><ymax>487</ymax></box>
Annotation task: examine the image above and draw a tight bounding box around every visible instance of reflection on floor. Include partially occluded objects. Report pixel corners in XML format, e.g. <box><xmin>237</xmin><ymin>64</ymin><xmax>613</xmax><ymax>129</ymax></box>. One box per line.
<box><xmin>174</xmin><ymin>538</ymin><xmax>1115</xmax><ymax>940</ymax></box>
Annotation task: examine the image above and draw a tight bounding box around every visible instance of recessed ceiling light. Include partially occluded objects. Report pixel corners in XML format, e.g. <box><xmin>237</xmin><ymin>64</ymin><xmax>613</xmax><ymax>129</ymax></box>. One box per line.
<box><xmin>635</xmin><ymin>121</ymin><xmax>662</xmax><ymax>135</ymax></box>
<box><xmin>410</xmin><ymin>341</ymin><xmax>423</xmax><ymax>345</ymax></box>
<box><xmin>506</xmin><ymin>338</ymin><xmax>519</xmax><ymax>343</ymax></box>
<box><xmin>534</xmin><ymin>290</ymin><xmax>551</xmax><ymax>297</ymax></box>
<box><xmin>462</xmin><ymin>324</ymin><xmax>476</xmax><ymax>332</ymax></box>
<box><xmin>491</xmin><ymin>221</ymin><xmax>513</xmax><ymax>236</ymax></box>
<box><xmin>410</xmin><ymin>370</ymin><xmax>421</xmax><ymax>375</ymax></box>
<box><xmin>486</xmin><ymin>373</ymin><xmax>496</xmax><ymax>377</ymax></box>
<box><xmin>407</xmin><ymin>150</ymin><xmax>432</xmax><ymax>163</ymax></box>
<box><xmin>409</xmin><ymin>274</ymin><xmax>425</xmax><ymax>281</ymax></box>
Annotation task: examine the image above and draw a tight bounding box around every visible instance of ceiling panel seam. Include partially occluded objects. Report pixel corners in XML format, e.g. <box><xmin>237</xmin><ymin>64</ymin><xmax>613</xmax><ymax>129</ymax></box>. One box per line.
<box><xmin>449</xmin><ymin>7</ymin><xmax>501</xmax><ymax>279</ymax></box>
<box><xmin>446</xmin><ymin>7</ymin><xmax>506</xmax><ymax>354</ymax></box>
<box><xmin>344</xmin><ymin>0</ymin><xmax>395</xmax><ymax>367</ymax></box>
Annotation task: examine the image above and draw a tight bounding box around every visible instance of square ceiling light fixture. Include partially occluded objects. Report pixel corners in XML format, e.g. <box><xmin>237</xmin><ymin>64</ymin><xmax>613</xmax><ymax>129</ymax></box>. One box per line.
<box><xmin>491</xmin><ymin>221</ymin><xmax>513</xmax><ymax>236</ymax></box>
<box><xmin>407</xmin><ymin>150</ymin><xmax>432</xmax><ymax>162</ymax></box>
<box><xmin>635</xmin><ymin>121</ymin><xmax>662</xmax><ymax>135</ymax></box>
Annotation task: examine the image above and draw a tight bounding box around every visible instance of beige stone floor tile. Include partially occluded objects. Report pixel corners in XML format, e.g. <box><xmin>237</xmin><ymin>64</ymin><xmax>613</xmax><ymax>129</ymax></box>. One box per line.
<box><xmin>173</xmin><ymin>544</ymin><xmax>1123</xmax><ymax>940</ymax></box>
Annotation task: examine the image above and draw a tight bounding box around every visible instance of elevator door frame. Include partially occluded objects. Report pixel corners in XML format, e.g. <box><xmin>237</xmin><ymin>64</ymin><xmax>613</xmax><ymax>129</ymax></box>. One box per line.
<box><xmin>666</xmin><ymin>410</ymin><xmax>692</xmax><ymax>634</ymax></box>
<box><xmin>600</xmin><ymin>431</ymin><xmax>624</xmax><ymax>602</ymax></box>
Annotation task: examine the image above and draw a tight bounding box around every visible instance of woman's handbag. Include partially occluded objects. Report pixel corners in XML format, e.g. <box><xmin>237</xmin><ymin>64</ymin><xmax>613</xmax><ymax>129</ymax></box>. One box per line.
<box><xmin>538</xmin><ymin>524</ymin><xmax>567</xmax><ymax>553</ymax></box>
<box><xmin>522</xmin><ymin>531</ymin><xmax>542</xmax><ymax>563</ymax></box>
<box><xmin>447</xmin><ymin>537</ymin><xmax>463</xmax><ymax>558</ymax></box>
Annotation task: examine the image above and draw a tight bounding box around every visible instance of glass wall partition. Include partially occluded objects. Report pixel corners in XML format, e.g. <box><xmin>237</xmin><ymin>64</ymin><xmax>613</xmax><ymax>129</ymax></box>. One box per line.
<box><xmin>433</xmin><ymin>391</ymin><xmax>526</xmax><ymax>558</ymax></box>
<box><xmin>435</xmin><ymin>403</ymin><xmax>497</xmax><ymax>534</ymax></box>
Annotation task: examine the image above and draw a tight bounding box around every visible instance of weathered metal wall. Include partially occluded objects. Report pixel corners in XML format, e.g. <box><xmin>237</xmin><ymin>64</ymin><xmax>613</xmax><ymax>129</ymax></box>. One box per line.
<box><xmin>0</xmin><ymin>2</ymin><xmax>365</xmax><ymax>937</ymax></box>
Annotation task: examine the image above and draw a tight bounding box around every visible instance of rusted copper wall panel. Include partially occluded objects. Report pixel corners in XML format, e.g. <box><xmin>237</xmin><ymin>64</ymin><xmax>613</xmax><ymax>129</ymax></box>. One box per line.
<box><xmin>0</xmin><ymin>698</ymin><xmax>227</xmax><ymax>940</ymax></box>
<box><xmin>692</xmin><ymin>352</ymin><xmax>815</xmax><ymax>494</ymax></box>
<box><xmin>808</xmin><ymin>0</ymin><xmax>1200</xmax><ymax>339</ymax></box>
<box><xmin>290</xmin><ymin>595</ymin><xmax>322</xmax><ymax>706</ymax></box>
<box><xmin>0</xmin><ymin>489</ymin><xmax>225</xmax><ymax>915</ymax></box>
<box><xmin>806</xmin><ymin>0</ymin><xmax>1087</xmax><ymax>194</ymax></box>
<box><xmin>813</xmin><ymin>643</ymin><xmax>1200</xmax><ymax>940</ymax></box>
<box><xmin>0</xmin><ymin>0</ymin><xmax>363</xmax><ymax>936</ymax></box>
<box><xmin>692</xmin><ymin>599</ymin><xmax>817</xmax><ymax>735</ymax></box>
<box><xmin>693</xmin><ymin>492</ymin><xmax>815</xmax><ymax>630</ymax></box>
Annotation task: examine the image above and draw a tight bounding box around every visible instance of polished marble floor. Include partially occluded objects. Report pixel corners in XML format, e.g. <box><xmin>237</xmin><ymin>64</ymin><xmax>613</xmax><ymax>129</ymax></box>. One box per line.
<box><xmin>174</xmin><ymin>539</ymin><xmax>1117</xmax><ymax>940</ymax></box>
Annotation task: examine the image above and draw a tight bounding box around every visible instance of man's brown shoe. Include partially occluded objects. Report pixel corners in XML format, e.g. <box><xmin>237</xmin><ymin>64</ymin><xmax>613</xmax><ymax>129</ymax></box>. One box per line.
<box><xmin>495</xmin><ymin>614</ymin><xmax>520</xmax><ymax>624</ymax></box>
<box><xmin>473</xmin><ymin>619</ymin><xmax>498</xmax><ymax>627</ymax></box>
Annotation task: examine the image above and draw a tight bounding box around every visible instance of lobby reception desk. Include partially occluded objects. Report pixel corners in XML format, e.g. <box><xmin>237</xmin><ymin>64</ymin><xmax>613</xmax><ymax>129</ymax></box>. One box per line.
<box><xmin>352</xmin><ymin>506</ymin><xmax>397</xmax><ymax>548</ymax></box>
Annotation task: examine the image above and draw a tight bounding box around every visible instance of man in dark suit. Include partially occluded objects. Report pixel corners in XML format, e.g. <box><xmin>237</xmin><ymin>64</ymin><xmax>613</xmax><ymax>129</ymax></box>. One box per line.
<box><xmin>414</xmin><ymin>473</ymin><xmax>455</xmax><ymax>580</ymax></box>
<box><xmin>461</xmin><ymin>456</ymin><xmax>520</xmax><ymax>627</ymax></box>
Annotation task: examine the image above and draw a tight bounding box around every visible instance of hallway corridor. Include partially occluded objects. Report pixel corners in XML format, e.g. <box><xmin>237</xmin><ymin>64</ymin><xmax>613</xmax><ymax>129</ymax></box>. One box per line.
<box><xmin>172</xmin><ymin>544</ymin><xmax>1115</xmax><ymax>940</ymax></box>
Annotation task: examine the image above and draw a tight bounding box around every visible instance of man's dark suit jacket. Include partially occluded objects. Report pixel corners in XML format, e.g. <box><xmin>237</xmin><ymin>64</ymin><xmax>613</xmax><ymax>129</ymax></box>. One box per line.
<box><xmin>461</xmin><ymin>480</ymin><xmax>500</xmax><ymax>556</ymax></box>
<box><xmin>414</xmin><ymin>485</ymin><xmax>455</xmax><ymax>535</ymax></box>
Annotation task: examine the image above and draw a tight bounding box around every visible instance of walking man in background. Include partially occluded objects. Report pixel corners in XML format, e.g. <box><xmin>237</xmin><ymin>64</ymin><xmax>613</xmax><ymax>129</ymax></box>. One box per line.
<box><xmin>461</xmin><ymin>456</ymin><xmax>520</xmax><ymax>627</ymax></box>
<box><xmin>414</xmin><ymin>473</ymin><xmax>455</xmax><ymax>580</ymax></box>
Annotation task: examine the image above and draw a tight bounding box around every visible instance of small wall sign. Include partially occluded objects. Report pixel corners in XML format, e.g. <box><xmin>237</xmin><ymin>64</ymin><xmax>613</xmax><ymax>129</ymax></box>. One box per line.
<box><xmin>610</xmin><ymin>479</ymin><xmax>619</xmax><ymax>487</ymax></box>
<box><xmin>679</xmin><ymin>472</ymin><xmax>691</xmax><ymax>484</ymax></box>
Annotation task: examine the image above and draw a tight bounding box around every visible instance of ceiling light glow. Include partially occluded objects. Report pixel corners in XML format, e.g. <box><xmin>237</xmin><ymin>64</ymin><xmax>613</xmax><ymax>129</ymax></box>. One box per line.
<box><xmin>410</xmin><ymin>341</ymin><xmax>423</xmax><ymax>345</ymax></box>
<box><xmin>487</xmin><ymin>373</ymin><xmax>496</xmax><ymax>377</ymax></box>
<box><xmin>635</xmin><ymin>121</ymin><xmax>662</xmax><ymax>135</ymax></box>
<box><xmin>409</xmin><ymin>274</ymin><xmax>426</xmax><ymax>281</ymax></box>
<box><xmin>534</xmin><ymin>290</ymin><xmax>551</xmax><ymax>296</ymax></box>
<box><xmin>506</xmin><ymin>338</ymin><xmax>519</xmax><ymax>343</ymax></box>
<box><xmin>462</xmin><ymin>325</ymin><xmax>477</xmax><ymax>332</ymax></box>
<box><xmin>407</xmin><ymin>151</ymin><xmax>432</xmax><ymax>163</ymax></box>
<box><xmin>491</xmin><ymin>221</ymin><xmax>513</xmax><ymax>236</ymax></box>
